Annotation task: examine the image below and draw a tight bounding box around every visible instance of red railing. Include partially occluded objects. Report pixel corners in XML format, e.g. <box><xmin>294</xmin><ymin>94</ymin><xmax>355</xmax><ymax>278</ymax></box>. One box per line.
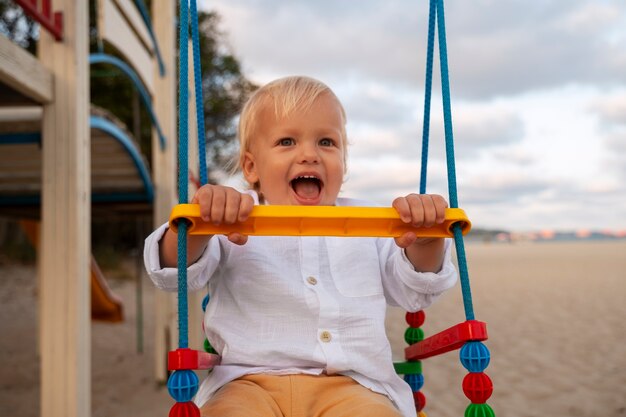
<box><xmin>14</xmin><ymin>0</ymin><xmax>63</xmax><ymax>41</ymax></box>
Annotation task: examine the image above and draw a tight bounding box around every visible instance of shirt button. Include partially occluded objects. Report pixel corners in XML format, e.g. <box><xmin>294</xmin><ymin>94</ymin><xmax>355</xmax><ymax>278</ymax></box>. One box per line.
<box><xmin>320</xmin><ymin>331</ymin><xmax>332</xmax><ymax>343</ymax></box>
<box><xmin>307</xmin><ymin>276</ymin><xmax>318</xmax><ymax>285</ymax></box>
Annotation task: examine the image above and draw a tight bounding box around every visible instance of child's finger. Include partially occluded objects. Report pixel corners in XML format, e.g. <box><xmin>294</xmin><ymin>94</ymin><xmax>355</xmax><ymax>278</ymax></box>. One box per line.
<box><xmin>420</xmin><ymin>195</ymin><xmax>437</xmax><ymax>228</ymax></box>
<box><xmin>394</xmin><ymin>232</ymin><xmax>417</xmax><ymax>248</ymax></box>
<box><xmin>222</xmin><ymin>188</ymin><xmax>241</xmax><ymax>225</ymax></box>
<box><xmin>431</xmin><ymin>194</ymin><xmax>448</xmax><ymax>224</ymax></box>
<box><xmin>209</xmin><ymin>187</ymin><xmax>226</xmax><ymax>224</ymax></box>
<box><xmin>227</xmin><ymin>232</ymin><xmax>248</xmax><ymax>246</ymax></box>
<box><xmin>392</xmin><ymin>197</ymin><xmax>412</xmax><ymax>223</ymax></box>
<box><xmin>197</xmin><ymin>186</ymin><xmax>214</xmax><ymax>222</ymax></box>
<box><xmin>238</xmin><ymin>194</ymin><xmax>254</xmax><ymax>222</ymax></box>
<box><xmin>405</xmin><ymin>193</ymin><xmax>425</xmax><ymax>227</ymax></box>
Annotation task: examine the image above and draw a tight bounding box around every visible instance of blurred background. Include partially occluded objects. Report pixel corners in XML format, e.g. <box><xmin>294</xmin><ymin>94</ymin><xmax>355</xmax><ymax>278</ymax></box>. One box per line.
<box><xmin>1</xmin><ymin>1</ymin><xmax>624</xmax><ymax>416</ymax></box>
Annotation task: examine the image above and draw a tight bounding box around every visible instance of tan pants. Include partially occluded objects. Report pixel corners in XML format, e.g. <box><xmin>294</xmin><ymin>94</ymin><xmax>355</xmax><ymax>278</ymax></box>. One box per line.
<box><xmin>200</xmin><ymin>374</ymin><xmax>404</xmax><ymax>417</ymax></box>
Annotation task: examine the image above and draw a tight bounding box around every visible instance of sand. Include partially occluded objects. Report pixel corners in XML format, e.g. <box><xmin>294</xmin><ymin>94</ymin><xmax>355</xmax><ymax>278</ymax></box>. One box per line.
<box><xmin>1</xmin><ymin>241</ymin><xmax>625</xmax><ymax>417</ymax></box>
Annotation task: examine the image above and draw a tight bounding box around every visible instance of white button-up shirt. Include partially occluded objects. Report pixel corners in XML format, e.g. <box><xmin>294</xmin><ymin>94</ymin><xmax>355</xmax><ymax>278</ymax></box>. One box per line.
<box><xmin>144</xmin><ymin>195</ymin><xmax>457</xmax><ymax>417</ymax></box>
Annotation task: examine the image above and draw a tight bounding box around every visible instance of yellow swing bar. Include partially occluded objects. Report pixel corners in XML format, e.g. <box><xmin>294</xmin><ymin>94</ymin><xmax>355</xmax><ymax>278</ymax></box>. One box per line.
<box><xmin>169</xmin><ymin>204</ymin><xmax>471</xmax><ymax>238</ymax></box>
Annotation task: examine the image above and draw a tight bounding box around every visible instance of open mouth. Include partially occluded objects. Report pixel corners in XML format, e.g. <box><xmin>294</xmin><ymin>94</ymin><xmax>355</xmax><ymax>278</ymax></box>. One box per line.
<box><xmin>290</xmin><ymin>175</ymin><xmax>322</xmax><ymax>201</ymax></box>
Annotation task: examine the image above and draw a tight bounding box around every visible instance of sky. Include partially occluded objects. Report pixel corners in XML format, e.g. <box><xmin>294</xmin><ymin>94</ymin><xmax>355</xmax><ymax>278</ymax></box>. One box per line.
<box><xmin>200</xmin><ymin>0</ymin><xmax>626</xmax><ymax>232</ymax></box>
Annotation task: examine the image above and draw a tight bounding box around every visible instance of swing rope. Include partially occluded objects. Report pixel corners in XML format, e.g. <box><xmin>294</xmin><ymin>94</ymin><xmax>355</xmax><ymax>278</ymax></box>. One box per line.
<box><xmin>419</xmin><ymin>0</ymin><xmax>436</xmax><ymax>195</ymax></box>
<box><xmin>412</xmin><ymin>3</ymin><xmax>494</xmax><ymax>416</ymax></box>
<box><xmin>176</xmin><ymin>0</ymin><xmax>190</xmax><ymax>350</ymax></box>
<box><xmin>421</xmin><ymin>0</ymin><xmax>474</xmax><ymax>321</ymax></box>
<box><xmin>190</xmin><ymin>0</ymin><xmax>208</xmax><ymax>186</ymax></box>
<box><xmin>167</xmin><ymin>2</ymin><xmax>212</xmax><ymax>416</ymax></box>
<box><xmin>174</xmin><ymin>0</ymin><xmax>210</xmax><ymax>350</ymax></box>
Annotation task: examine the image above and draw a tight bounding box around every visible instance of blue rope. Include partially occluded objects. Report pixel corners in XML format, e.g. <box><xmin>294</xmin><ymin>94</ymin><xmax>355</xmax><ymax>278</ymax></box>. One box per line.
<box><xmin>132</xmin><ymin>0</ymin><xmax>166</xmax><ymax>76</ymax></box>
<box><xmin>177</xmin><ymin>221</ymin><xmax>189</xmax><ymax>348</ymax></box>
<box><xmin>178</xmin><ymin>1</ymin><xmax>189</xmax><ymax>205</ymax></box>
<box><xmin>436</xmin><ymin>0</ymin><xmax>459</xmax><ymax>210</ymax></box>
<box><xmin>453</xmin><ymin>224</ymin><xmax>474</xmax><ymax>320</ymax></box>
<box><xmin>177</xmin><ymin>0</ymin><xmax>190</xmax><ymax>349</ymax></box>
<box><xmin>434</xmin><ymin>0</ymin><xmax>475</xmax><ymax>320</ymax></box>
<box><xmin>190</xmin><ymin>0</ymin><xmax>208</xmax><ymax>186</ymax></box>
<box><xmin>419</xmin><ymin>0</ymin><xmax>436</xmax><ymax>195</ymax></box>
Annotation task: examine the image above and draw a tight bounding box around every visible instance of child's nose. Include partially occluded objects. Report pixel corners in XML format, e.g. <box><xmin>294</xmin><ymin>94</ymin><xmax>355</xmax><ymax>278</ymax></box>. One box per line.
<box><xmin>299</xmin><ymin>143</ymin><xmax>319</xmax><ymax>163</ymax></box>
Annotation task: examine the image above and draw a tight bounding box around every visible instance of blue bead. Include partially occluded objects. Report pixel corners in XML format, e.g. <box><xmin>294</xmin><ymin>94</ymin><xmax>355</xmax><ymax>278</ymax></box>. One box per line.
<box><xmin>201</xmin><ymin>294</ymin><xmax>210</xmax><ymax>312</ymax></box>
<box><xmin>404</xmin><ymin>373</ymin><xmax>424</xmax><ymax>391</ymax></box>
<box><xmin>167</xmin><ymin>369</ymin><xmax>199</xmax><ymax>402</ymax></box>
<box><xmin>460</xmin><ymin>341</ymin><xmax>491</xmax><ymax>373</ymax></box>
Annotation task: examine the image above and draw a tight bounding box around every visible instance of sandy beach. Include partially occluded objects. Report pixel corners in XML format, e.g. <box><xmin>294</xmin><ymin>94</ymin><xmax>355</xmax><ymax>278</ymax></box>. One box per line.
<box><xmin>1</xmin><ymin>240</ymin><xmax>625</xmax><ymax>417</ymax></box>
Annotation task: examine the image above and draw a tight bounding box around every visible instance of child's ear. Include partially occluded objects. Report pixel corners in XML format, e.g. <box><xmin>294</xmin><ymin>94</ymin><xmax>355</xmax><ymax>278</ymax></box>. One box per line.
<box><xmin>242</xmin><ymin>152</ymin><xmax>259</xmax><ymax>184</ymax></box>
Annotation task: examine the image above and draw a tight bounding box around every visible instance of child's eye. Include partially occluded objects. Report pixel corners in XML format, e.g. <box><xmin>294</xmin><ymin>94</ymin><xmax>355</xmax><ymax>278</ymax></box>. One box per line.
<box><xmin>278</xmin><ymin>138</ymin><xmax>295</xmax><ymax>146</ymax></box>
<box><xmin>319</xmin><ymin>138</ymin><xmax>334</xmax><ymax>147</ymax></box>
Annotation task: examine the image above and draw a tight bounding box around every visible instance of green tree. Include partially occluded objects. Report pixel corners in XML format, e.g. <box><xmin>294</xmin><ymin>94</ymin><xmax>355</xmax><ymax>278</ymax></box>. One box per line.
<box><xmin>197</xmin><ymin>11</ymin><xmax>257</xmax><ymax>177</ymax></box>
<box><xmin>0</xmin><ymin>0</ymin><xmax>37</xmax><ymax>53</ymax></box>
<box><xmin>1</xmin><ymin>1</ymin><xmax>256</xmax><ymax>177</ymax></box>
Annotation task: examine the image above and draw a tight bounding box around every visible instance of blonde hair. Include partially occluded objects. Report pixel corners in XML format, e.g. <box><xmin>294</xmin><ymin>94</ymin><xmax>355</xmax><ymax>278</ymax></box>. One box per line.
<box><xmin>235</xmin><ymin>76</ymin><xmax>348</xmax><ymax>190</ymax></box>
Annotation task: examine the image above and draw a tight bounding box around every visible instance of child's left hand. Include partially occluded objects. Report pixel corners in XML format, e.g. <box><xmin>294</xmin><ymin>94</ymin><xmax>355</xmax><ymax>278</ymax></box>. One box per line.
<box><xmin>392</xmin><ymin>193</ymin><xmax>448</xmax><ymax>249</ymax></box>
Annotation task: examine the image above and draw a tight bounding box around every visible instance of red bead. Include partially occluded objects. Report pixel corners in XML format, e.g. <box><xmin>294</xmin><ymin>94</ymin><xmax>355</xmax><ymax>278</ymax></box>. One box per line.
<box><xmin>462</xmin><ymin>372</ymin><xmax>493</xmax><ymax>403</ymax></box>
<box><xmin>413</xmin><ymin>391</ymin><xmax>426</xmax><ymax>411</ymax></box>
<box><xmin>406</xmin><ymin>311</ymin><xmax>426</xmax><ymax>327</ymax></box>
<box><xmin>169</xmin><ymin>401</ymin><xmax>201</xmax><ymax>417</ymax></box>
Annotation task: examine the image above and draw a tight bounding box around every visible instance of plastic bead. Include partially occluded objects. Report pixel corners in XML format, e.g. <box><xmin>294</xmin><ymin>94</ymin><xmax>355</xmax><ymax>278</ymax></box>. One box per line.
<box><xmin>413</xmin><ymin>390</ymin><xmax>426</xmax><ymax>412</ymax></box>
<box><xmin>167</xmin><ymin>370</ymin><xmax>199</xmax><ymax>402</ymax></box>
<box><xmin>203</xmin><ymin>338</ymin><xmax>217</xmax><ymax>354</ymax></box>
<box><xmin>406</xmin><ymin>310</ymin><xmax>426</xmax><ymax>327</ymax></box>
<box><xmin>460</xmin><ymin>342</ymin><xmax>490</xmax><ymax>373</ymax></box>
<box><xmin>169</xmin><ymin>401</ymin><xmax>201</xmax><ymax>417</ymax></box>
<box><xmin>462</xmin><ymin>372</ymin><xmax>493</xmax><ymax>403</ymax></box>
<box><xmin>404</xmin><ymin>327</ymin><xmax>425</xmax><ymax>345</ymax></box>
<box><xmin>201</xmin><ymin>294</ymin><xmax>210</xmax><ymax>312</ymax></box>
<box><xmin>404</xmin><ymin>373</ymin><xmax>425</xmax><ymax>391</ymax></box>
<box><xmin>393</xmin><ymin>360</ymin><xmax>422</xmax><ymax>375</ymax></box>
<box><xmin>464</xmin><ymin>403</ymin><xmax>495</xmax><ymax>417</ymax></box>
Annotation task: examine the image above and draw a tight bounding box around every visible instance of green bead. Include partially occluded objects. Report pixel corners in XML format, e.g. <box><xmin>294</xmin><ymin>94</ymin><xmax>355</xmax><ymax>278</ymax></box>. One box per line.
<box><xmin>404</xmin><ymin>327</ymin><xmax>425</xmax><ymax>345</ymax></box>
<box><xmin>465</xmin><ymin>403</ymin><xmax>495</xmax><ymax>417</ymax></box>
<box><xmin>393</xmin><ymin>361</ymin><xmax>422</xmax><ymax>375</ymax></box>
<box><xmin>203</xmin><ymin>338</ymin><xmax>217</xmax><ymax>354</ymax></box>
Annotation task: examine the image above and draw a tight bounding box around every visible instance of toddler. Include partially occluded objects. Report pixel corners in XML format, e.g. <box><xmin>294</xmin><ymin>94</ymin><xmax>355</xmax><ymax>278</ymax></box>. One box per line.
<box><xmin>144</xmin><ymin>76</ymin><xmax>457</xmax><ymax>417</ymax></box>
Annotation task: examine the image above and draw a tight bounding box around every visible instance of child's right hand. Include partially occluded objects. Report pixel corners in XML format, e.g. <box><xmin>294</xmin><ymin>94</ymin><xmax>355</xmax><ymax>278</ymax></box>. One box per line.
<box><xmin>192</xmin><ymin>184</ymin><xmax>255</xmax><ymax>245</ymax></box>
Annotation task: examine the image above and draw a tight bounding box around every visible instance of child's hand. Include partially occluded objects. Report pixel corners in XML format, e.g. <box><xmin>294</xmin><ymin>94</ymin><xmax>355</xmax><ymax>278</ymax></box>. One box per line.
<box><xmin>392</xmin><ymin>193</ymin><xmax>448</xmax><ymax>249</ymax></box>
<box><xmin>192</xmin><ymin>185</ymin><xmax>254</xmax><ymax>245</ymax></box>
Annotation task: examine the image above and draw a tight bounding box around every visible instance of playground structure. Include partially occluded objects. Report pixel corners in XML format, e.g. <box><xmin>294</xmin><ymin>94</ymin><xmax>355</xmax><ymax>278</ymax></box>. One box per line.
<box><xmin>18</xmin><ymin>218</ymin><xmax>123</xmax><ymax>322</ymax></box>
<box><xmin>0</xmin><ymin>1</ymin><xmax>190</xmax><ymax>416</ymax></box>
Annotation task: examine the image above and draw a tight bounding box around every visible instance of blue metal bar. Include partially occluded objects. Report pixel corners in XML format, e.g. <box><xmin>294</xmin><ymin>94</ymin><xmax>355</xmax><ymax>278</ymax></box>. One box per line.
<box><xmin>89</xmin><ymin>115</ymin><xmax>154</xmax><ymax>202</ymax></box>
<box><xmin>0</xmin><ymin>193</ymin><xmax>152</xmax><ymax>206</ymax></box>
<box><xmin>0</xmin><ymin>132</ymin><xmax>41</xmax><ymax>145</ymax></box>
<box><xmin>132</xmin><ymin>0</ymin><xmax>166</xmax><ymax>76</ymax></box>
<box><xmin>89</xmin><ymin>53</ymin><xmax>167</xmax><ymax>150</ymax></box>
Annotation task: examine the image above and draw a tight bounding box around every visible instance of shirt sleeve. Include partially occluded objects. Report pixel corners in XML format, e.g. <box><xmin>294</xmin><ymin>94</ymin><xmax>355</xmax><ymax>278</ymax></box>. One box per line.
<box><xmin>377</xmin><ymin>238</ymin><xmax>458</xmax><ymax>311</ymax></box>
<box><xmin>143</xmin><ymin>222</ymin><xmax>223</xmax><ymax>292</ymax></box>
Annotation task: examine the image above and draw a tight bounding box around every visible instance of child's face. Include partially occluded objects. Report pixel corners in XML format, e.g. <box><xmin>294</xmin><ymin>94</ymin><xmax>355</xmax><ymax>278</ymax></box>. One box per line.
<box><xmin>243</xmin><ymin>93</ymin><xmax>346</xmax><ymax>205</ymax></box>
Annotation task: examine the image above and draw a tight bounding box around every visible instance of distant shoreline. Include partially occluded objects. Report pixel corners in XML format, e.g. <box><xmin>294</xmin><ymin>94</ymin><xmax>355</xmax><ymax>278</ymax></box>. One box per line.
<box><xmin>465</xmin><ymin>228</ymin><xmax>626</xmax><ymax>243</ymax></box>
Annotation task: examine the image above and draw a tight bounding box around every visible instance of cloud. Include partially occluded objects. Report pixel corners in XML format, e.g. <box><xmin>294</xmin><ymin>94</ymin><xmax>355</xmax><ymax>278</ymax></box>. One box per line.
<box><xmin>202</xmin><ymin>0</ymin><xmax>626</xmax><ymax>231</ymax></box>
<box><xmin>207</xmin><ymin>1</ymin><xmax>626</xmax><ymax>100</ymax></box>
<box><xmin>445</xmin><ymin>2</ymin><xmax>626</xmax><ymax>98</ymax></box>
<box><xmin>591</xmin><ymin>94</ymin><xmax>626</xmax><ymax>127</ymax></box>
